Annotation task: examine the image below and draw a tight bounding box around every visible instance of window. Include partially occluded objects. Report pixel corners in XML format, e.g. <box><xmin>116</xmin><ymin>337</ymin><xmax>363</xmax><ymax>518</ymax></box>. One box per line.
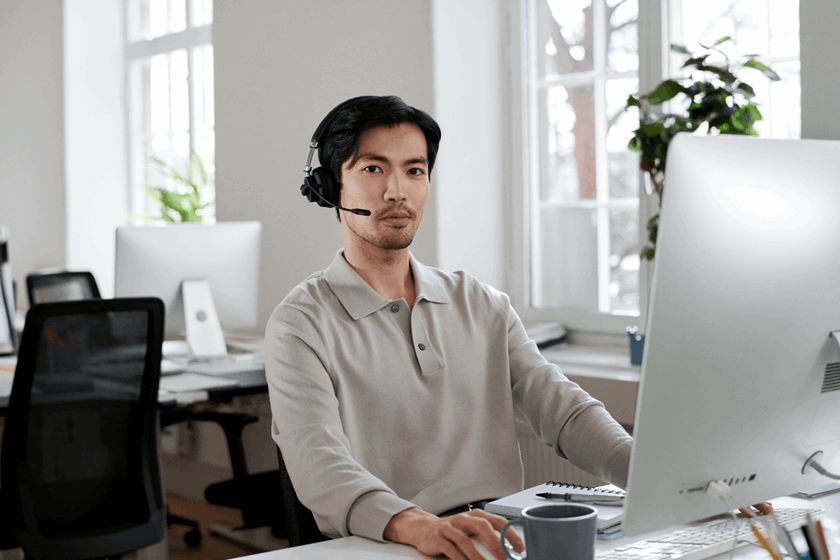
<box><xmin>125</xmin><ymin>0</ymin><xmax>215</xmax><ymax>222</ymax></box>
<box><xmin>513</xmin><ymin>0</ymin><xmax>799</xmax><ymax>332</ymax></box>
<box><xmin>670</xmin><ymin>0</ymin><xmax>800</xmax><ymax>140</ymax></box>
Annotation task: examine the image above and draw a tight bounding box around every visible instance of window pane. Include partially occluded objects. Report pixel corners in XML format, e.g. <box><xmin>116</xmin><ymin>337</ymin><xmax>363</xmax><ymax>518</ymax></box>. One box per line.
<box><xmin>535</xmin><ymin>207</ymin><xmax>598</xmax><ymax>309</ymax></box>
<box><xmin>170</xmin><ymin>0</ymin><xmax>187</xmax><ymax>34</ymax></box>
<box><xmin>541</xmin><ymin>0</ymin><xmax>594</xmax><ymax>77</ymax></box>
<box><xmin>170</xmin><ymin>50</ymin><xmax>189</xmax><ymax>133</ymax></box>
<box><xmin>607</xmin><ymin>0</ymin><xmax>638</xmax><ymax>73</ymax></box>
<box><xmin>193</xmin><ymin>45</ymin><xmax>215</xmax><ymax>130</ymax></box>
<box><xmin>542</xmin><ymin>84</ymin><xmax>596</xmax><ymax>202</ymax></box>
<box><xmin>150</xmin><ymin>54</ymin><xmax>170</xmax><ymax>136</ymax></box>
<box><xmin>672</xmin><ymin>0</ymin><xmax>800</xmax><ymax>140</ymax></box>
<box><xmin>606</xmin><ymin>78</ymin><xmax>639</xmax><ymax>198</ymax></box>
<box><xmin>609</xmin><ymin>210</ymin><xmax>640</xmax><ymax>312</ymax></box>
<box><xmin>149</xmin><ymin>0</ymin><xmax>168</xmax><ymax>39</ymax></box>
<box><xmin>128</xmin><ymin>0</ymin><xmax>191</xmax><ymax>40</ymax></box>
<box><xmin>191</xmin><ymin>0</ymin><xmax>214</xmax><ymax>27</ymax></box>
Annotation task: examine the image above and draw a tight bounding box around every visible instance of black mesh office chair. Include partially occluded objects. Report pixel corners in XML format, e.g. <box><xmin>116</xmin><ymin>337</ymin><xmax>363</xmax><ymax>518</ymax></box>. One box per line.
<box><xmin>0</xmin><ymin>298</ymin><xmax>166</xmax><ymax>560</ymax></box>
<box><xmin>21</xmin><ymin>269</ymin><xmax>204</xmax><ymax>545</ymax></box>
<box><xmin>26</xmin><ymin>270</ymin><xmax>101</xmax><ymax>306</ymax></box>
<box><xmin>276</xmin><ymin>447</ymin><xmax>330</xmax><ymax>547</ymax></box>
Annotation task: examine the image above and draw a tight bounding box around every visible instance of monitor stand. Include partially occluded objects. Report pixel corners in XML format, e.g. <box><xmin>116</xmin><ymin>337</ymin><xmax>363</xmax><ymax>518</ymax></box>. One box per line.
<box><xmin>181</xmin><ymin>279</ymin><xmax>227</xmax><ymax>360</ymax></box>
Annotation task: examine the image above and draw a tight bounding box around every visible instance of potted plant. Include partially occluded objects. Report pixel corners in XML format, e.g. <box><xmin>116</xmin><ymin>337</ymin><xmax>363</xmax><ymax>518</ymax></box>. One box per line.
<box><xmin>128</xmin><ymin>148</ymin><xmax>215</xmax><ymax>224</ymax></box>
<box><xmin>625</xmin><ymin>36</ymin><xmax>780</xmax><ymax>260</ymax></box>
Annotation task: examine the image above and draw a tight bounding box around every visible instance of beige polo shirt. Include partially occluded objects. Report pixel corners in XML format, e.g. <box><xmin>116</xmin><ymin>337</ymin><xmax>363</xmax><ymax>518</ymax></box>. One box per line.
<box><xmin>265</xmin><ymin>249</ymin><xmax>632</xmax><ymax>542</ymax></box>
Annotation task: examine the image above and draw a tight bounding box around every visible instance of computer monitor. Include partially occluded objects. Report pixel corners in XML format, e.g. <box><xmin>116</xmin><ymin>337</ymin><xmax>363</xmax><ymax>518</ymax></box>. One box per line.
<box><xmin>622</xmin><ymin>134</ymin><xmax>840</xmax><ymax>537</ymax></box>
<box><xmin>114</xmin><ymin>221</ymin><xmax>262</xmax><ymax>358</ymax></box>
<box><xmin>0</xmin><ymin>226</ymin><xmax>15</xmax><ymax>355</ymax></box>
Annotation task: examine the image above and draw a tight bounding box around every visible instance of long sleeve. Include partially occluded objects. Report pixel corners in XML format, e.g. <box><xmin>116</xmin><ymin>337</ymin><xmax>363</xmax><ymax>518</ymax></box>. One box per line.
<box><xmin>504</xmin><ymin>301</ymin><xmax>633</xmax><ymax>488</ymax></box>
<box><xmin>265</xmin><ymin>301</ymin><xmax>416</xmax><ymax>540</ymax></box>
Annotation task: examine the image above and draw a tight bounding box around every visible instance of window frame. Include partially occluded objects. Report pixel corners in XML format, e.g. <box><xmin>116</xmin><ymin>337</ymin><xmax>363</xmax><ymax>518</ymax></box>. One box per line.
<box><xmin>123</xmin><ymin>0</ymin><xmax>213</xmax><ymax>218</ymax></box>
<box><xmin>505</xmin><ymin>0</ymin><xmax>668</xmax><ymax>335</ymax></box>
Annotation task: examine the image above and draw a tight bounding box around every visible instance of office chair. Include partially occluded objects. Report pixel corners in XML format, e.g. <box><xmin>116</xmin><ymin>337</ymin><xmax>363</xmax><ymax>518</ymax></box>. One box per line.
<box><xmin>21</xmin><ymin>269</ymin><xmax>205</xmax><ymax>545</ymax></box>
<box><xmin>176</xmin><ymin>411</ymin><xmax>289</xmax><ymax>540</ymax></box>
<box><xmin>0</xmin><ymin>298</ymin><xmax>166</xmax><ymax>560</ymax></box>
<box><xmin>276</xmin><ymin>447</ymin><xmax>330</xmax><ymax>547</ymax></box>
<box><xmin>25</xmin><ymin>270</ymin><xmax>101</xmax><ymax>306</ymax></box>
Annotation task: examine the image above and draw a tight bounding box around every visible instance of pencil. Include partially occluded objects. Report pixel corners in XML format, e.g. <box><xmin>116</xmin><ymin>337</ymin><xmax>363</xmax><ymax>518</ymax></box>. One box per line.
<box><xmin>815</xmin><ymin>520</ymin><xmax>831</xmax><ymax>560</ymax></box>
<box><xmin>751</xmin><ymin>525</ymin><xmax>782</xmax><ymax>560</ymax></box>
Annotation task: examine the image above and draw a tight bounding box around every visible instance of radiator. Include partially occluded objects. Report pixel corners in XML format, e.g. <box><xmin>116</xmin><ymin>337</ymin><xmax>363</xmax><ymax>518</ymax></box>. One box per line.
<box><xmin>517</xmin><ymin>425</ymin><xmax>605</xmax><ymax>489</ymax></box>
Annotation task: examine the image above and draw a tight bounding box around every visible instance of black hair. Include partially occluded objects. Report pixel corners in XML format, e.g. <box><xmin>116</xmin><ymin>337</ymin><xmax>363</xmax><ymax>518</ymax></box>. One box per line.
<box><xmin>317</xmin><ymin>95</ymin><xmax>442</xmax><ymax>218</ymax></box>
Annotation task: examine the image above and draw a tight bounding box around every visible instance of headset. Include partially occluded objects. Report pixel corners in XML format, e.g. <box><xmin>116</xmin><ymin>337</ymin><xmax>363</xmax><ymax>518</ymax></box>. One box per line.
<box><xmin>300</xmin><ymin>97</ymin><xmax>373</xmax><ymax>216</ymax></box>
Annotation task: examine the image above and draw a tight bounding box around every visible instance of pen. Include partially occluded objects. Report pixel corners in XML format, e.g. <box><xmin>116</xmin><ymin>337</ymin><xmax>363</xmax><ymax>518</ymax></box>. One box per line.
<box><xmin>535</xmin><ymin>492</ymin><xmax>625</xmax><ymax>505</ymax></box>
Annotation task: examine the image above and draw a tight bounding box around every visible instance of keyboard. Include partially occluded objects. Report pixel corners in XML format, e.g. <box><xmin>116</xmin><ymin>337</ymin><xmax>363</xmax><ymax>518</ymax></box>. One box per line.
<box><xmin>597</xmin><ymin>507</ymin><xmax>822</xmax><ymax>560</ymax></box>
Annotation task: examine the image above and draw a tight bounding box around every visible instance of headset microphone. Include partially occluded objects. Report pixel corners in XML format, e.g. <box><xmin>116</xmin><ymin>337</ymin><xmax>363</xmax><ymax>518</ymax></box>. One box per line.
<box><xmin>300</xmin><ymin>97</ymin><xmax>374</xmax><ymax>216</ymax></box>
<box><xmin>299</xmin><ymin>171</ymin><xmax>371</xmax><ymax>216</ymax></box>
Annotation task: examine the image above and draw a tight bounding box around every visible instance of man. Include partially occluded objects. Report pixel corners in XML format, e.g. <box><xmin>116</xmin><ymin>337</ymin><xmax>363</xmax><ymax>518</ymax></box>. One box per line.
<box><xmin>265</xmin><ymin>95</ymin><xmax>633</xmax><ymax>559</ymax></box>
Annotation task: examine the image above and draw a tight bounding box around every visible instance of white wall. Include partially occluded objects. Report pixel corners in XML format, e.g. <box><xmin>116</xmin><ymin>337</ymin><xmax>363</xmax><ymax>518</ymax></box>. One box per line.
<box><xmin>64</xmin><ymin>0</ymin><xmax>127</xmax><ymax>298</ymax></box>
<box><xmin>800</xmin><ymin>2</ymin><xmax>840</xmax><ymax>141</ymax></box>
<box><xmin>431</xmin><ymin>0</ymin><xmax>506</xmax><ymax>290</ymax></box>
<box><xmin>0</xmin><ymin>0</ymin><xmax>66</xmax><ymax>313</ymax></box>
<box><xmin>213</xmin><ymin>0</ymin><xmax>437</xmax><ymax>330</ymax></box>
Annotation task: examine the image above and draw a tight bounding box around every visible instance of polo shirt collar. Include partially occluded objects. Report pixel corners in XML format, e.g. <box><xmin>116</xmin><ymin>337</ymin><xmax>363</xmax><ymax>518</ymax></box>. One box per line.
<box><xmin>324</xmin><ymin>249</ymin><xmax>451</xmax><ymax>321</ymax></box>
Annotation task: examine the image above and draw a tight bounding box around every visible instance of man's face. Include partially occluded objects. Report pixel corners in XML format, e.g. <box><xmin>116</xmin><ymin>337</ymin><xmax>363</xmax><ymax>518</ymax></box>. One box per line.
<box><xmin>339</xmin><ymin>123</ymin><xmax>430</xmax><ymax>252</ymax></box>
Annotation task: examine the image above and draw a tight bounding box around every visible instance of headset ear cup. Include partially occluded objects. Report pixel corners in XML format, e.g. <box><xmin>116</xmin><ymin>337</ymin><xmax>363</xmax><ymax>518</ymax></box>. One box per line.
<box><xmin>309</xmin><ymin>167</ymin><xmax>335</xmax><ymax>208</ymax></box>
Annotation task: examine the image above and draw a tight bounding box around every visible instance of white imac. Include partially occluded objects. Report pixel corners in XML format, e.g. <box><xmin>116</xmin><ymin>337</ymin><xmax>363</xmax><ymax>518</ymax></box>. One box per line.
<box><xmin>114</xmin><ymin>221</ymin><xmax>262</xmax><ymax>359</ymax></box>
<box><xmin>622</xmin><ymin>134</ymin><xmax>840</xmax><ymax>537</ymax></box>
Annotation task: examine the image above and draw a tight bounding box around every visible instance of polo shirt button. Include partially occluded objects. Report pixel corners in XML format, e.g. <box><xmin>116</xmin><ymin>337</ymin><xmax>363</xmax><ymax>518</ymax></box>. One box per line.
<box><xmin>418</xmin><ymin>343</ymin><xmax>426</xmax><ymax>351</ymax></box>
<box><xmin>391</xmin><ymin>304</ymin><xmax>400</xmax><ymax>313</ymax></box>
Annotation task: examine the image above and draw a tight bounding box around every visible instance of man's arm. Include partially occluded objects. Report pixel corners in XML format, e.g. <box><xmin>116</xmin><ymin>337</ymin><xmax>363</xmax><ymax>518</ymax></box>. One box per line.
<box><xmin>265</xmin><ymin>303</ymin><xmax>416</xmax><ymax>540</ymax></box>
<box><xmin>502</xmin><ymin>299</ymin><xmax>633</xmax><ymax>488</ymax></box>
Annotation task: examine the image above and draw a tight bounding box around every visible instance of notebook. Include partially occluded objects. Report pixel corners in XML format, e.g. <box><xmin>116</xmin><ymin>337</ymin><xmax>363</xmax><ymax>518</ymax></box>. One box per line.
<box><xmin>485</xmin><ymin>481</ymin><xmax>625</xmax><ymax>539</ymax></box>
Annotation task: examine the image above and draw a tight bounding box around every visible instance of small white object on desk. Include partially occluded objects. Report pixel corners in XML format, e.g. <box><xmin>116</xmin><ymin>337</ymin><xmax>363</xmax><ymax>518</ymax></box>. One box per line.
<box><xmin>159</xmin><ymin>372</ymin><xmax>240</xmax><ymax>393</ymax></box>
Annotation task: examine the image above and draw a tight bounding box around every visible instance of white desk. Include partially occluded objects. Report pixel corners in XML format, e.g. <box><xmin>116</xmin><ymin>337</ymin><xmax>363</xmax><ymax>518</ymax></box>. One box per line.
<box><xmin>230</xmin><ymin>495</ymin><xmax>840</xmax><ymax>560</ymax></box>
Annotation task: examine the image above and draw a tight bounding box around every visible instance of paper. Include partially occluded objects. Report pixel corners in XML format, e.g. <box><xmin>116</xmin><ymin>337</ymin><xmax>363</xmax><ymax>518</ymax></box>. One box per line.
<box><xmin>159</xmin><ymin>372</ymin><xmax>240</xmax><ymax>393</ymax></box>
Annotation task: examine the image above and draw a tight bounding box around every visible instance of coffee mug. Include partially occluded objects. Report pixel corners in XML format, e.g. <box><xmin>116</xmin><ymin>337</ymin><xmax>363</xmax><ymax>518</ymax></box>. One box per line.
<box><xmin>501</xmin><ymin>503</ymin><xmax>597</xmax><ymax>560</ymax></box>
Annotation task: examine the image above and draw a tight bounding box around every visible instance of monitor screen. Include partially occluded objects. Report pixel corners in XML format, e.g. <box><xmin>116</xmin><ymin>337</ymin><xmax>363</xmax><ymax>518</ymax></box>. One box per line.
<box><xmin>114</xmin><ymin>222</ymin><xmax>262</xmax><ymax>336</ymax></box>
<box><xmin>623</xmin><ymin>135</ymin><xmax>840</xmax><ymax>536</ymax></box>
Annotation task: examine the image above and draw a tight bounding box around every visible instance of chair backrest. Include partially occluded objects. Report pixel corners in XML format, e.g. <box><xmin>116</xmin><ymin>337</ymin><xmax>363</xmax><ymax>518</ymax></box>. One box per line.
<box><xmin>1</xmin><ymin>297</ymin><xmax>166</xmax><ymax>560</ymax></box>
<box><xmin>26</xmin><ymin>271</ymin><xmax>101</xmax><ymax>306</ymax></box>
<box><xmin>276</xmin><ymin>447</ymin><xmax>330</xmax><ymax>547</ymax></box>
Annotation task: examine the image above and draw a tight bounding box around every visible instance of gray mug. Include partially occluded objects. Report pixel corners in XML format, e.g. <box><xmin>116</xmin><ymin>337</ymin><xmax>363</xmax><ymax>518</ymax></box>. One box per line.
<box><xmin>501</xmin><ymin>503</ymin><xmax>597</xmax><ymax>560</ymax></box>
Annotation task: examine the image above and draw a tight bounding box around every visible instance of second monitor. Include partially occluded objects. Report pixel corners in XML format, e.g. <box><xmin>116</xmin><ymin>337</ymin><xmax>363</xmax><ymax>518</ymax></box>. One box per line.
<box><xmin>114</xmin><ymin>221</ymin><xmax>262</xmax><ymax>359</ymax></box>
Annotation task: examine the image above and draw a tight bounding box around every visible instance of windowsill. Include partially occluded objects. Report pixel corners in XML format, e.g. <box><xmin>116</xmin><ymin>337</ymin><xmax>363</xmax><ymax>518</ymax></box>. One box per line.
<box><xmin>541</xmin><ymin>341</ymin><xmax>640</xmax><ymax>383</ymax></box>
<box><xmin>538</xmin><ymin>338</ymin><xmax>640</xmax><ymax>429</ymax></box>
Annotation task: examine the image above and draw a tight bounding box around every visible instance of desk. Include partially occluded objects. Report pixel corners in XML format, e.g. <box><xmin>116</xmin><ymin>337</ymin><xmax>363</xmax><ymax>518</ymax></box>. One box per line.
<box><xmin>0</xmin><ymin>355</ymin><xmax>267</xmax><ymax>413</ymax></box>
<box><xmin>228</xmin><ymin>495</ymin><xmax>840</xmax><ymax>560</ymax></box>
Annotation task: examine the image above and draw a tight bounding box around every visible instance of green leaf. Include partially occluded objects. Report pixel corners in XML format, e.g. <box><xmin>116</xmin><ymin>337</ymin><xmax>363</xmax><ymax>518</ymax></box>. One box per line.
<box><xmin>644</xmin><ymin>80</ymin><xmax>684</xmax><ymax>105</ymax></box>
<box><xmin>642</xmin><ymin>120</ymin><xmax>664</xmax><ymax>136</ymax></box>
<box><xmin>681</xmin><ymin>55</ymin><xmax>710</xmax><ymax>69</ymax></box>
<box><xmin>736</xmin><ymin>82</ymin><xmax>755</xmax><ymax>96</ymax></box>
<box><xmin>712</xmin><ymin>36</ymin><xmax>731</xmax><ymax>47</ymax></box>
<box><xmin>696</xmin><ymin>64</ymin><xmax>738</xmax><ymax>84</ymax></box>
<box><xmin>670</xmin><ymin>43</ymin><xmax>690</xmax><ymax>55</ymax></box>
<box><xmin>625</xmin><ymin>94</ymin><xmax>640</xmax><ymax>108</ymax></box>
<box><xmin>191</xmin><ymin>149</ymin><xmax>211</xmax><ymax>186</ymax></box>
<box><xmin>641</xmin><ymin>247</ymin><xmax>655</xmax><ymax>261</ymax></box>
<box><xmin>743</xmin><ymin>59</ymin><xmax>781</xmax><ymax>81</ymax></box>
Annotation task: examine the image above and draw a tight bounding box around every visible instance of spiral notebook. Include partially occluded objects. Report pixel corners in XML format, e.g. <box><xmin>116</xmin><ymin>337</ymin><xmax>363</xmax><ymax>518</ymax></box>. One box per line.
<box><xmin>485</xmin><ymin>481</ymin><xmax>625</xmax><ymax>538</ymax></box>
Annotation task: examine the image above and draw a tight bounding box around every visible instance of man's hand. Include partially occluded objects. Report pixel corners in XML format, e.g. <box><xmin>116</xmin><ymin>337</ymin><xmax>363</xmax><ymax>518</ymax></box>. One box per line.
<box><xmin>384</xmin><ymin>507</ymin><xmax>525</xmax><ymax>560</ymax></box>
<box><xmin>739</xmin><ymin>502</ymin><xmax>774</xmax><ymax>517</ymax></box>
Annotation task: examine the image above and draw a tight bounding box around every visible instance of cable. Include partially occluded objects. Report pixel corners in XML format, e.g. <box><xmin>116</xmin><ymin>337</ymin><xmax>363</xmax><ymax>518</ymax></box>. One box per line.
<box><xmin>706</xmin><ymin>481</ymin><xmax>746</xmax><ymax>560</ymax></box>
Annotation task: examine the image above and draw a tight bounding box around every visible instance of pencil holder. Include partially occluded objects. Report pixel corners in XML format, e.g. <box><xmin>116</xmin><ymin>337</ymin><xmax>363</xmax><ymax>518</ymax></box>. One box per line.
<box><xmin>627</xmin><ymin>327</ymin><xmax>644</xmax><ymax>365</ymax></box>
